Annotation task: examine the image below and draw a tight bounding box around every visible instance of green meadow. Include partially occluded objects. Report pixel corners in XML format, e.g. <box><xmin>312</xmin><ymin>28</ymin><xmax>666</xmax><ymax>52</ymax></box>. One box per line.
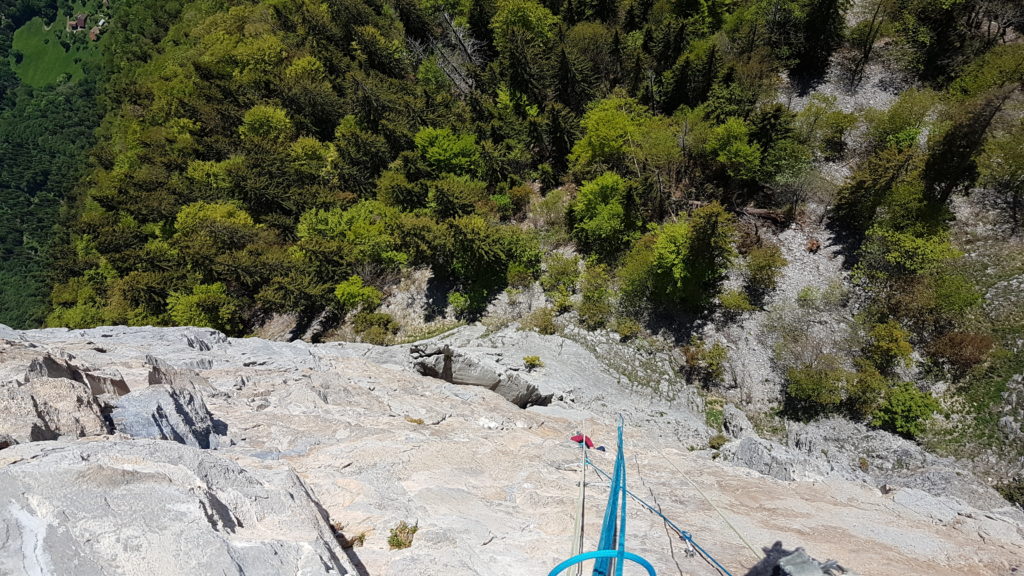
<box><xmin>11</xmin><ymin>8</ymin><xmax>104</xmax><ymax>88</ymax></box>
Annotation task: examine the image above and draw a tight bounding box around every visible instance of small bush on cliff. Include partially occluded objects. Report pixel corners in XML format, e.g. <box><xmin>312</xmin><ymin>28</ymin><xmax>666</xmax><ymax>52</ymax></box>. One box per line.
<box><xmin>388</xmin><ymin>521</ymin><xmax>418</xmax><ymax>550</ymax></box>
<box><xmin>871</xmin><ymin>382</ymin><xmax>940</xmax><ymax>439</ymax></box>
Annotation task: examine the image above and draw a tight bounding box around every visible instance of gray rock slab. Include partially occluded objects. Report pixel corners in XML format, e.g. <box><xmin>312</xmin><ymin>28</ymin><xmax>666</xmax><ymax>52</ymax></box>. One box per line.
<box><xmin>0</xmin><ymin>439</ymin><xmax>353</xmax><ymax>576</ymax></box>
<box><xmin>111</xmin><ymin>377</ymin><xmax>219</xmax><ymax>449</ymax></box>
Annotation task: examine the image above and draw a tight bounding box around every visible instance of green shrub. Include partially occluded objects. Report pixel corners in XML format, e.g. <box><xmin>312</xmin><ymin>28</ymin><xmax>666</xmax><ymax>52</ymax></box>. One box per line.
<box><xmin>863</xmin><ymin>320</ymin><xmax>914</xmax><ymax>375</ymax></box>
<box><xmin>720</xmin><ymin>289</ymin><xmax>755</xmax><ymax>313</ymax></box>
<box><xmin>387</xmin><ymin>521</ymin><xmax>418</xmax><ymax>550</ymax></box>
<box><xmin>335</xmin><ymin>275</ymin><xmax>383</xmax><ymax>314</ymax></box>
<box><xmin>506</xmin><ymin>261</ymin><xmax>535</xmax><ymax>288</ymax></box>
<box><xmin>523</xmin><ymin>355</ymin><xmax>544</xmax><ymax>370</ymax></box>
<box><xmin>540</xmin><ymin>254</ymin><xmax>580</xmax><ymax>295</ymax></box>
<box><xmin>995</xmin><ymin>479</ymin><xmax>1024</xmax><ymax>508</ymax></box>
<box><xmin>569</xmin><ymin>172</ymin><xmax>634</xmax><ymax>258</ymax></box>
<box><xmin>843</xmin><ymin>360</ymin><xmax>889</xmax><ymax>421</ymax></box>
<box><xmin>745</xmin><ymin>244</ymin><xmax>787</xmax><ymax>300</ymax></box>
<box><xmin>784</xmin><ymin>356</ymin><xmax>847</xmax><ymax>420</ymax></box>
<box><xmin>612</xmin><ymin>317</ymin><xmax>643</xmax><ymax>342</ymax></box>
<box><xmin>577</xmin><ymin>263</ymin><xmax>612</xmax><ymax>330</ymax></box>
<box><xmin>705</xmin><ymin>395</ymin><xmax>725</xmax><ymax>431</ymax></box>
<box><xmin>167</xmin><ymin>283</ymin><xmax>243</xmax><ymax>335</ymax></box>
<box><xmin>521</xmin><ymin>306</ymin><xmax>558</xmax><ymax>335</ymax></box>
<box><xmin>353</xmin><ymin>312</ymin><xmax>399</xmax><ymax>345</ymax></box>
<box><xmin>649</xmin><ymin>203</ymin><xmax>736</xmax><ymax>312</ymax></box>
<box><xmin>871</xmin><ymin>382</ymin><xmax>939</xmax><ymax>439</ymax></box>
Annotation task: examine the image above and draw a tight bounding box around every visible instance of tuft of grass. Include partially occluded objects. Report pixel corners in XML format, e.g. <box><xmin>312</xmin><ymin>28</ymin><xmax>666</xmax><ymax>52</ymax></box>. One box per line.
<box><xmin>404</xmin><ymin>416</ymin><xmax>425</xmax><ymax>425</ymax></box>
<box><xmin>705</xmin><ymin>395</ymin><xmax>725</xmax><ymax>432</ymax></box>
<box><xmin>708</xmin><ymin>433</ymin><xmax>728</xmax><ymax>450</ymax></box>
<box><xmin>523</xmin><ymin>355</ymin><xmax>544</xmax><ymax>370</ymax></box>
<box><xmin>388</xmin><ymin>521</ymin><xmax>418</xmax><ymax>550</ymax></box>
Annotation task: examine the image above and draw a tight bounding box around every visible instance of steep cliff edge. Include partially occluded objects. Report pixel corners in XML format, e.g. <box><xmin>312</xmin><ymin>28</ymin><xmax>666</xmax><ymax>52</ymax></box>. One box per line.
<box><xmin>1</xmin><ymin>325</ymin><xmax>1021</xmax><ymax>575</ymax></box>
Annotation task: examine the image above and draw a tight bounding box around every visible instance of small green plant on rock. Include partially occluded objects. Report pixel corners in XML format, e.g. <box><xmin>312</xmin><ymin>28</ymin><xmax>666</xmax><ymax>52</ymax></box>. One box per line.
<box><xmin>708</xmin><ymin>433</ymin><xmax>729</xmax><ymax>450</ymax></box>
<box><xmin>388</xmin><ymin>521</ymin><xmax>418</xmax><ymax>550</ymax></box>
<box><xmin>523</xmin><ymin>355</ymin><xmax>544</xmax><ymax>370</ymax></box>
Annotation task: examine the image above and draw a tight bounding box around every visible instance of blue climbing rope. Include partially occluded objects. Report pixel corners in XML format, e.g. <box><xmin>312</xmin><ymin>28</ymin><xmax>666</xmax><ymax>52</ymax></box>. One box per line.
<box><xmin>549</xmin><ymin>416</ymin><xmax>654</xmax><ymax>576</ymax></box>
<box><xmin>585</xmin><ymin>459</ymin><xmax>735</xmax><ymax>576</ymax></box>
<box><xmin>549</xmin><ymin>416</ymin><xmax>737</xmax><ymax>576</ymax></box>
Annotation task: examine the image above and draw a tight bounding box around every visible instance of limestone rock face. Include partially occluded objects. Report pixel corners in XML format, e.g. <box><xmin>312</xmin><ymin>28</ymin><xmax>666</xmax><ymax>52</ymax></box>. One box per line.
<box><xmin>721</xmin><ymin>437</ymin><xmax>832</xmax><ymax>481</ymax></box>
<box><xmin>723</xmin><ymin>403</ymin><xmax>757</xmax><ymax>439</ymax></box>
<box><xmin>0</xmin><ymin>439</ymin><xmax>353</xmax><ymax>576</ymax></box>
<box><xmin>0</xmin><ymin>324</ymin><xmax>1022</xmax><ymax>576</ymax></box>
<box><xmin>0</xmin><ymin>376</ymin><xmax>108</xmax><ymax>442</ymax></box>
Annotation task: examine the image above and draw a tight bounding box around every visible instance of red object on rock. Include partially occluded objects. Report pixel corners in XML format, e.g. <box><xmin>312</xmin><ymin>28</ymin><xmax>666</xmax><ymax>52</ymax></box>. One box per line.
<box><xmin>570</xmin><ymin>434</ymin><xmax>594</xmax><ymax>449</ymax></box>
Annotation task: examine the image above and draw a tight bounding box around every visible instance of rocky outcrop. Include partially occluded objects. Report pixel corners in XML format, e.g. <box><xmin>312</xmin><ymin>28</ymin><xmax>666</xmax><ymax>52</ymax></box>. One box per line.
<box><xmin>0</xmin><ymin>439</ymin><xmax>353</xmax><ymax>575</ymax></box>
<box><xmin>0</xmin><ymin>376</ymin><xmax>109</xmax><ymax>442</ymax></box>
<box><xmin>25</xmin><ymin>352</ymin><xmax>130</xmax><ymax>397</ymax></box>
<box><xmin>410</xmin><ymin>343</ymin><xmax>552</xmax><ymax>408</ymax></box>
<box><xmin>723</xmin><ymin>403</ymin><xmax>757</xmax><ymax>439</ymax></box>
<box><xmin>111</xmin><ymin>378</ymin><xmax>219</xmax><ymax>448</ymax></box>
<box><xmin>721</xmin><ymin>437</ymin><xmax>832</xmax><ymax>481</ymax></box>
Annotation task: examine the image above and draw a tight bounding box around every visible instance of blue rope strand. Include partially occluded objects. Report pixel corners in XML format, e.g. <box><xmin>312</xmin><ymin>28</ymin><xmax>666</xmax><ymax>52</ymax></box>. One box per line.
<box><xmin>585</xmin><ymin>458</ymin><xmax>735</xmax><ymax>576</ymax></box>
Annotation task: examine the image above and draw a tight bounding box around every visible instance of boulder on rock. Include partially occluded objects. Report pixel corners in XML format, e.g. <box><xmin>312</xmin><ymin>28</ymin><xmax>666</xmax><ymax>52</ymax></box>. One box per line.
<box><xmin>111</xmin><ymin>365</ymin><xmax>219</xmax><ymax>448</ymax></box>
<box><xmin>0</xmin><ymin>439</ymin><xmax>354</xmax><ymax>576</ymax></box>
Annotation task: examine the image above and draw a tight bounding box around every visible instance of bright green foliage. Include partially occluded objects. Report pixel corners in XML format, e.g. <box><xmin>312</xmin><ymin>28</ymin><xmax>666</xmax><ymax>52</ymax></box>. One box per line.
<box><xmin>569</xmin><ymin>172</ymin><xmax>634</xmax><ymax>258</ymax></box>
<box><xmin>577</xmin><ymin>262</ymin><xmax>612</xmax><ymax>330</ymax></box>
<box><xmin>650</xmin><ymin>203</ymin><xmax>736</xmax><ymax>312</ymax></box>
<box><xmin>863</xmin><ymin>320</ymin><xmax>913</xmax><ymax>374</ymax></box>
<box><xmin>719</xmin><ymin>289</ymin><xmax>755</xmax><ymax>313</ymax></box>
<box><xmin>706</xmin><ymin>117</ymin><xmax>763</xmax><ymax>181</ymax></box>
<box><xmin>387</xmin><ymin>521</ymin><xmax>418</xmax><ymax>550</ymax></box>
<box><xmin>172</xmin><ymin>202</ymin><xmax>257</xmax><ymax>267</ymax></box>
<box><xmin>569</xmin><ymin>96</ymin><xmax>649</xmax><ymax>174</ymax></box>
<box><xmin>871</xmin><ymin>382</ymin><xmax>939</xmax><ymax>439</ymax></box>
<box><xmin>239</xmin><ymin>105</ymin><xmax>294</xmax><ymax>145</ymax></box>
<box><xmin>414</xmin><ymin>127</ymin><xmax>482</xmax><ymax>177</ymax></box>
<box><xmin>795</xmin><ymin>94</ymin><xmax>856</xmax><ymax>160</ymax></box>
<box><xmin>569</xmin><ymin>95</ymin><xmax>683</xmax><ymax>210</ymax></box>
<box><xmin>334</xmin><ymin>276</ymin><xmax>383</xmax><ymax>314</ymax></box>
<box><xmin>855</xmin><ymin>228</ymin><xmax>961</xmax><ymax>281</ymax></box>
<box><xmin>297</xmin><ymin>201</ymin><xmax>409</xmax><ymax>273</ymax></box>
<box><xmin>167</xmin><ymin>283</ymin><xmax>243</xmax><ymax>335</ymax></box>
<box><xmin>523</xmin><ymin>355</ymin><xmax>544</xmax><ymax>369</ymax></box>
